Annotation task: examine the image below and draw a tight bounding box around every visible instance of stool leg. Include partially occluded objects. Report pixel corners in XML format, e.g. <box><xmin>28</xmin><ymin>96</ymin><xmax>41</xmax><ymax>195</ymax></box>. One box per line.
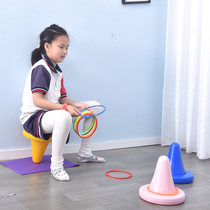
<box><xmin>31</xmin><ymin>140</ymin><xmax>50</xmax><ymax>163</ymax></box>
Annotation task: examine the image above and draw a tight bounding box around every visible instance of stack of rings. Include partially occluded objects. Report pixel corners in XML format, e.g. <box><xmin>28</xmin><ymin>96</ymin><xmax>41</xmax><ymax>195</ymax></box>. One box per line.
<box><xmin>73</xmin><ymin>105</ymin><xmax>106</xmax><ymax>139</ymax></box>
<box><xmin>73</xmin><ymin>110</ymin><xmax>98</xmax><ymax>138</ymax></box>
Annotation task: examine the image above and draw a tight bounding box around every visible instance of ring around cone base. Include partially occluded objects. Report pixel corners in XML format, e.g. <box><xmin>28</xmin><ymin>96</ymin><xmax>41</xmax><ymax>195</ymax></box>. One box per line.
<box><xmin>139</xmin><ymin>185</ymin><xmax>185</xmax><ymax>206</ymax></box>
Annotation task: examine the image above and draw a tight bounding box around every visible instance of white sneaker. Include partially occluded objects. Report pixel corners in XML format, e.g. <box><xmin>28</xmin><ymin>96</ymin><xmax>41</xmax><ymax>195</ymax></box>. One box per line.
<box><xmin>77</xmin><ymin>155</ymin><xmax>106</xmax><ymax>163</ymax></box>
<box><xmin>51</xmin><ymin>169</ymin><xmax>70</xmax><ymax>181</ymax></box>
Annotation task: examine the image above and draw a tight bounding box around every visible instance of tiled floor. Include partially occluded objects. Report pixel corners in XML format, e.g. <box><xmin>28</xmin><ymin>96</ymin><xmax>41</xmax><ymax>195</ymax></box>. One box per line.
<box><xmin>0</xmin><ymin>145</ymin><xmax>210</xmax><ymax>210</ymax></box>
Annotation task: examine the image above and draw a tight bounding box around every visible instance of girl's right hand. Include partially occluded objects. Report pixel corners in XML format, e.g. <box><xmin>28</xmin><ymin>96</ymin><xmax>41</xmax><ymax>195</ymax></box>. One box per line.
<box><xmin>66</xmin><ymin>105</ymin><xmax>81</xmax><ymax>117</ymax></box>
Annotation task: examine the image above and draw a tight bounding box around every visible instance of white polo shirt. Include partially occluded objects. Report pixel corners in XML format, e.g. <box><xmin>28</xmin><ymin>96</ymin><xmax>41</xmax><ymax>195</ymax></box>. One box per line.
<box><xmin>20</xmin><ymin>56</ymin><xmax>67</xmax><ymax>125</ymax></box>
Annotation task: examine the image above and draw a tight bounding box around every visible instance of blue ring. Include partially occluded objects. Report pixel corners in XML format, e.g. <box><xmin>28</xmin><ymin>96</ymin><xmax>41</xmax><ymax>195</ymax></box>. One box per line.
<box><xmin>79</xmin><ymin>105</ymin><xmax>106</xmax><ymax>118</ymax></box>
<box><xmin>83</xmin><ymin>122</ymin><xmax>94</xmax><ymax>135</ymax></box>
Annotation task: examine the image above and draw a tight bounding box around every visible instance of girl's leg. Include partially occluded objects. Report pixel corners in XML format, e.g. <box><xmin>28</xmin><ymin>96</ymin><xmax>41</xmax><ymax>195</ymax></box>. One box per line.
<box><xmin>41</xmin><ymin>110</ymin><xmax>72</xmax><ymax>181</ymax></box>
<box><xmin>76</xmin><ymin>101</ymin><xmax>105</xmax><ymax>162</ymax></box>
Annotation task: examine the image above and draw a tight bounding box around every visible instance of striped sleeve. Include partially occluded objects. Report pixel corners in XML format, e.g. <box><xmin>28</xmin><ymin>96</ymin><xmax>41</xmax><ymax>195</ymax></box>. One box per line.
<box><xmin>60</xmin><ymin>77</ymin><xmax>67</xmax><ymax>98</ymax></box>
<box><xmin>31</xmin><ymin>65</ymin><xmax>51</xmax><ymax>95</ymax></box>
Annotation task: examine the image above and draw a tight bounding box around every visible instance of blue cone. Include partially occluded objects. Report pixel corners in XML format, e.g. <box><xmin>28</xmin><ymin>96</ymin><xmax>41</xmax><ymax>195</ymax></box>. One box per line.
<box><xmin>168</xmin><ymin>142</ymin><xmax>194</xmax><ymax>184</ymax></box>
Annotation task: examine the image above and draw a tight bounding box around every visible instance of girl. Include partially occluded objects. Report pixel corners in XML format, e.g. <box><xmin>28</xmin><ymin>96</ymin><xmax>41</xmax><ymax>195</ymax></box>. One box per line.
<box><xmin>20</xmin><ymin>24</ymin><xmax>105</xmax><ymax>182</ymax></box>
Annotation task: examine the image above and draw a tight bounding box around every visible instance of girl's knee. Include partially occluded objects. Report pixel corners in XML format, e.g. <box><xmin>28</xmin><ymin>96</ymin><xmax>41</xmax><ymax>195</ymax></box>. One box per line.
<box><xmin>87</xmin><ymin>101</ymin><xmax>102</xmax><ymax>114</ymax></box>
<box><xmin>82</xmin><ymin>100</ymin><xmax>103</xmax><ymax>115</ymax></box>
<box><xmin>84</xmin><ymin>100</ymin><xmax>100</xmax><ymax>106</ymax></box>
<box><xmin>57</xmin><ymin>110</ymin><xmax>72</xmax><ymax>127</ymax></box>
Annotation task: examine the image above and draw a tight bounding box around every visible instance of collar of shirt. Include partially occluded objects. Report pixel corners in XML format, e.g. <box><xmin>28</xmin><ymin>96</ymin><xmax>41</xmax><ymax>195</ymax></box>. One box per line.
<box><xmin>42</xmin><ymin>55</ymin><xmax>62</xmax><ymax>74</ymax></box>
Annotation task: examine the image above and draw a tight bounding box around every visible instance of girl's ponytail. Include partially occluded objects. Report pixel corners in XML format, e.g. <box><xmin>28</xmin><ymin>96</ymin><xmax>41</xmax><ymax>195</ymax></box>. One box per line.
<box><xmin>31</xmin><ymin>48</ymin><xmax>42</xmax><ymax>66</ymax></box>
<box><xmin>30</xmin><ymin>24</ymin><xmax>68</xmax><ymax>66</ymax></box>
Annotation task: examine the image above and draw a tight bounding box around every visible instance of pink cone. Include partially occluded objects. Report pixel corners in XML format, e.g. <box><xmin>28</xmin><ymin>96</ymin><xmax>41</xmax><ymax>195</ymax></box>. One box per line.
<box><xmin>139</xmin><ymin>156</ymin><xmax>185</xmax><ymax>205</ymax></box>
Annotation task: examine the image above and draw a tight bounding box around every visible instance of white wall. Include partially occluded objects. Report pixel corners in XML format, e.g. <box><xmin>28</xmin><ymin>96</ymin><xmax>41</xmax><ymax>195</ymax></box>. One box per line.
<box><xmin>0</xmin><ymin>0</ymin><xmax>168</xmax><ymax>155</ymax></box>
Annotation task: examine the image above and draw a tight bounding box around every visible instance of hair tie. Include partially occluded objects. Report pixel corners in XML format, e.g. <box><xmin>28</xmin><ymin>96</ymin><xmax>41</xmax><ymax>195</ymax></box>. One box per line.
<box><xmin>37</xmin><ymin>45</ymin><xmax>40</xmax><ymax>49</ymax></box>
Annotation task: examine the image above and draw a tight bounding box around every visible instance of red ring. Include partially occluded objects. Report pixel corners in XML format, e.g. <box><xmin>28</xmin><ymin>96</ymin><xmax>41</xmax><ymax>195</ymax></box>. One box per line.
<box><xmin>105</xmin><ymin>170</ymin><xmax>132</xmax><ymax>179</ymax></box>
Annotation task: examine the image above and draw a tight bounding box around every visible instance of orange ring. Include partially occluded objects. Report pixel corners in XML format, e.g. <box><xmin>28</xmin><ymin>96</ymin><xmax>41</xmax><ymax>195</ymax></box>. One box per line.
<box><xmin>147</xmin><ymin>186</ymin><xmax>179</xmax><ymax>196</ymax></box>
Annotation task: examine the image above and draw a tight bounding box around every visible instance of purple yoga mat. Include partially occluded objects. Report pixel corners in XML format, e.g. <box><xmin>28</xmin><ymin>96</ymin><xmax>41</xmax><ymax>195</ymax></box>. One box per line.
<box><xmin>0</xmin><ymin>155</ymin><xmax>79</xmax><ymax>175</ymax></box>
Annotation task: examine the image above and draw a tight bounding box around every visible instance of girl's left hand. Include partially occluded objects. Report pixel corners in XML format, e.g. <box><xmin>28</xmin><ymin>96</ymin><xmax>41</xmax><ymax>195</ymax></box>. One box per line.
<box><xmin>77</xmin><ymin>103</ymin><xmax>94</xmax><ymax>114</ymax></box>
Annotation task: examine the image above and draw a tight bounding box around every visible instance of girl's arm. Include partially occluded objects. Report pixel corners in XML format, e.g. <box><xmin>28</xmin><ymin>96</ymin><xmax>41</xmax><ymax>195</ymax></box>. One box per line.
<box><xmin>33</xmin><ymin>92</ymin><xmax>81</xmax><ymax>116</ymax></box>
<box><xmin>59</xmin><ymin>97</ymin><xmax>80</xmax><ymax>108</ymax></box>
<box><xmin>33</xmin><ymin>92</ymin><xmax>63</xmax><ymax>110</ymax></box>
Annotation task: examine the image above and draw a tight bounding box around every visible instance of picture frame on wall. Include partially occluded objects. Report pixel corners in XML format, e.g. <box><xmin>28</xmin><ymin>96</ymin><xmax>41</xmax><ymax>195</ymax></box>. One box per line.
<box><xmin>122</xmin><ymin>0</ymin><xmax>151</xmax><ymax>4</ymax></box>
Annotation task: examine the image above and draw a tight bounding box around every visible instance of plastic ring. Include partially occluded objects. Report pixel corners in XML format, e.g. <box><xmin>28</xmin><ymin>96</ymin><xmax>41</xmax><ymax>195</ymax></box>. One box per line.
<box><xmin>80</xmin><ymin>105</ymin><xmax>106</xmax><ymax>118</ymax></box>
<box><xmin>147</xmin><ymin>186</ymin><xmax>179</xmax><ymax>196</ymax></box>
<box><xmin>73</xmin><ymin>110</ymin><xmax>98</xmax><ymax>138</ymax></box>
<box><xmin>105</xmin><ymin>170</ymin><xmax>132</xmax><ymax>179</ymax></box>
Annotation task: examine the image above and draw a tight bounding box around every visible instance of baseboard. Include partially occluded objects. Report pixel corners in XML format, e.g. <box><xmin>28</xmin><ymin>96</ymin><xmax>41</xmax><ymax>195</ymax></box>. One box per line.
<box><xmin>0</xmin><ymin>137</ymin><xmax>161</xmax><ymax>161</ymax></box>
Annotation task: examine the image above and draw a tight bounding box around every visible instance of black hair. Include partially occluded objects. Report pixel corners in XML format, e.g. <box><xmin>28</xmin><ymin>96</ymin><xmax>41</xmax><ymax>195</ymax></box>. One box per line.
<box><xmin>31</xmin><ymin>24</ymin><xmax>69</xmax><ymax>65</ymax></box>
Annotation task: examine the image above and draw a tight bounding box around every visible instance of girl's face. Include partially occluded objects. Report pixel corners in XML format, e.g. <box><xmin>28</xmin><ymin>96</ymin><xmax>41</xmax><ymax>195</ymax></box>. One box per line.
<box><xmin>44</xmin><ymin>35</ymin><xmax>69</xmax><ymax>67</ymax></box>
